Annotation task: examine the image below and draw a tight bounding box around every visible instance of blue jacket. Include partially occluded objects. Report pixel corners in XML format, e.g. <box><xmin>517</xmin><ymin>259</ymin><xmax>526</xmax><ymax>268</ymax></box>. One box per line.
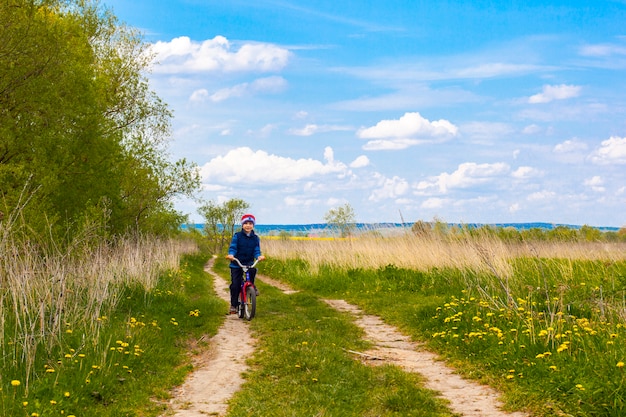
<box><xmin>228</xmin><ymin>229</ymin><xmax>261</xmax><ymax>267</ymax></box>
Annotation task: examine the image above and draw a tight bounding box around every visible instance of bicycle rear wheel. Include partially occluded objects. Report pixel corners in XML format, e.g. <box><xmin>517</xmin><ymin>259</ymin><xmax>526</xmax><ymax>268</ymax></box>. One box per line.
<box><xmin>243</xmin><ymin>285</ymin><xmax>256</xmax><ymax>320</ymax></box>
<box><xmin>237</xmin><ymin>292</ymin><xmax>245</xmax><ymax>319</ymax></box>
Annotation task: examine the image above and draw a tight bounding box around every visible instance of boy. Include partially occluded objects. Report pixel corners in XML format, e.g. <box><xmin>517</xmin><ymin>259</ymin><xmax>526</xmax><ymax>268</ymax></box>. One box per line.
<box><xmin>225</xmin><ymin>213</ymin><xmax>265</xmax><ymax>314</ymax></box>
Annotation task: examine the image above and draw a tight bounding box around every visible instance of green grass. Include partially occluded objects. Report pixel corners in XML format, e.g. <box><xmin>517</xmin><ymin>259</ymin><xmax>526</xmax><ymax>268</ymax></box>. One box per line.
<box><xmin>261</xmin><ymin>256</ymin><xmax>626</xmax><ymax>416</ymax></box>
<box><xmin>8</xmin><ymin>247</ymin><xmax>624</xmax><ymax>416</ymax></box>
<box><xmin>213</xmin><ymin>256</ymin><xmax>456</xmax><ymax>417</ymax></box>
<box><xmin>1</xmin><ymin>253</ymin><xmax>226</xmax><ymax>417</ymax></box>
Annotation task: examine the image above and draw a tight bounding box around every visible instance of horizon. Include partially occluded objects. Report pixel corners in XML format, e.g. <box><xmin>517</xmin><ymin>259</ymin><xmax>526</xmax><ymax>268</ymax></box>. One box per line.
<box><xmin>105</xmin><ymin>0</ymin><xmax>626</xmax><ymax>227</ymax></box>
<box><xmin>185</xmin><ymin>221</ymin><xmax>621</xmax><ymax>232</ymax></box>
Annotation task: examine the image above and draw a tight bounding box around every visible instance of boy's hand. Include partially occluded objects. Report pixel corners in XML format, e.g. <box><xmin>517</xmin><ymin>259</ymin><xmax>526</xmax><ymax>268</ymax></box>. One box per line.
<box><xmin>226</xmin><ymin>255</ymin><xmax>235</xmax><ymax>260</ymax></box>
<box><xmin>258</xmin><ymin>255</ymin><xmax>266</xmax><ymax>261</ymax></box>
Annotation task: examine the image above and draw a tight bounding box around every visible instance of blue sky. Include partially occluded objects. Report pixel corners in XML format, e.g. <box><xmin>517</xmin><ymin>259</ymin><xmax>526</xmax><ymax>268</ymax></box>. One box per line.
<box><xmin>103</xmin><ymin>0</ymin><xmax>626</xmax><ymax>227</ymax></box>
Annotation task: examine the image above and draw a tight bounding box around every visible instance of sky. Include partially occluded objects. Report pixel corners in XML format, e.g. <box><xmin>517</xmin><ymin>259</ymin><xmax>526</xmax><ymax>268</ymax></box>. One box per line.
<box><xmin>103</xmin><ymin>0</ymin><xmax>626</xmax><ymax>227</ymax></box>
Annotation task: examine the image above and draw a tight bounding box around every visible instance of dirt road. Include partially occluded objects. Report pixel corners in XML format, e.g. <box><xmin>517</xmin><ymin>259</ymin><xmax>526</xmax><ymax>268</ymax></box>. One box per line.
<box><xmin>163</xmin><ymin>259</ymin><xmax>528</xmax><ymax>417</ymax></box>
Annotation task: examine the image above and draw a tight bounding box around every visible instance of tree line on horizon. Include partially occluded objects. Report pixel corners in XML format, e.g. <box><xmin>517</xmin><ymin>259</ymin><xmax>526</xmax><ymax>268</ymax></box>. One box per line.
<box><xmin>1</xmin><ymin>0</ymin><xmax>200</xmax><ymax>241</ymax></box>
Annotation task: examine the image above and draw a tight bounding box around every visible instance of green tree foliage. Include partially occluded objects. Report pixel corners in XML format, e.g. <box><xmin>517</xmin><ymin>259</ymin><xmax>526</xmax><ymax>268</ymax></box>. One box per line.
<box><xmin>198</xmin><ymin>198</ymin><xmax>249</xmax><ymax>252</ymax></box>
<box><xmin>0</xmin><ymin>0</ymin><xmax>200</xmax><ymax>238</ymax></box>
<box><xmin>324</xmin><ymin>203</ymin><xmax>356</xmax><ymax>237</ymax></box>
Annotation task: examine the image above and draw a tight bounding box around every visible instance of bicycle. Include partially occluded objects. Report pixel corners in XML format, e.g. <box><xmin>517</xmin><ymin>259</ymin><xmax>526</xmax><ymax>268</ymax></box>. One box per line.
<box><xmin>231</xmin><ymin>257</ymin><xmax>260</xmax><ymax>320</ymax></box>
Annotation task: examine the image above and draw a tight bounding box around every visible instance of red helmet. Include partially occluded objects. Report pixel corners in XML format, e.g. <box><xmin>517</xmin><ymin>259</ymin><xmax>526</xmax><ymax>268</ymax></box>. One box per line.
<box><xmin>241</xmin><ymin>214</ymin><xmax>256</xmax><ymax>225</ymax></box>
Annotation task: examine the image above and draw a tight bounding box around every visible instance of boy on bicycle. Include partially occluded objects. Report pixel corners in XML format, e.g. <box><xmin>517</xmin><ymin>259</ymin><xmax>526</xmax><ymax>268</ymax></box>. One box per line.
<box><xmin>226</xmin><ymin>214</ymin><xmax>265</xmax><ymax>314</ymax></box>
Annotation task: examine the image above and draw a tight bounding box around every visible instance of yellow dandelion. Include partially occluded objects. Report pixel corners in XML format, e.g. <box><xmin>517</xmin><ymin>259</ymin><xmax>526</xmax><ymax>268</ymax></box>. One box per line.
<box><xmin>506</xmin><ymin>375</ymin><xmax>514</xmax><ymax>379</ymax></box>
<box><xmin>576</xmin><ymin>384</ymin><xmax>585</xmax><ymax>391</ymax></box>
<box><xmin>549</xmin><ymin>366</ymin><xmax>557</xmax><ymax>371</ymax></box>
<box><xmin>64</xmin><ymin>391</ymin><xmax>70</xmax><ymax>397</ymax></box>
<box><xmin>11</xmin><ymin>380</ymin><xmax>20</xmax><ymax>387</ymax></box>
<box><xmin>50</xmin><ymin>400</ymin><xmax>57</xmax><ymax>405</ymax></box>
<box><xmin>22</xmin><ymin>402</ymin><xmax>28</xmax><ymax>407</ymax></box>
<box><xmin>617</xmin><ymin>361</ymin><xmax>624</xmax><ymax>368</ymax></box>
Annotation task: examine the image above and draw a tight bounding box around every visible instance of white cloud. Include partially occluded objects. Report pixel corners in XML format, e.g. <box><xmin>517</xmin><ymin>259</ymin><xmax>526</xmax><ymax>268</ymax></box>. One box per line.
<box><xmin>150</xmin><ymin>36</ymin><xmax>291</xmax><ymax>74</ymax></box>
<box><xmin>362</xmin><ymin>139</ymin><xmax>422</xmax><ymax>151</ymax></box>
<box><xmin>589</xmin><ymin>136</ymin><xmax>626</xmax><ymax>165</ymax></box>
<box><xmin>512</xmin><ymin>166</ymin><xmax>542</xmax><ymax>179</ymax></box>
<box><xmin>289</xmin><ymin>123</ymin><xmax>353</xmax><ymax>136</ymax></box>
<box><xmin>509</xmin><ymin>203</ymin><xmax>521</xmax><ymax>213</ymax></box>
<box><xmin>368</xmin><ymin>176</ymin><xmax>410</xmax><ymax>202</ymax></box>
<box><xmin>584</xmin><ymin>176</ymin><xmax>606</xmax><ymax>192</ymax></box>
<box><xmin>554</xmin><ymin>139</ymin><xmax>588</xmax><ymax>153</ymax></box>
<box><xmin>421</xmin><ymin>198</ymin><xmax>448</xmax><ymax>209</ymax></box>
<box><xmin>358</xmin><ymin>112</ymin><xmax>458</xmax><ymax>140</ymax></box>
<box><xmin>579</xmin><ymin>43</ymin><xmax>626</xmax><ymax>57</ymax></box>
<box><xmin>190</xmin><ymin>89</ymin><xmax>209</xmax><ymax>102</ymax></box>
<box><xmin>349</xmin><ymin>155</ymin><xmax>370</xmax><ymax>168</ymax></box>
<box><xmin>357</xmin><ymin>112</ymin><xmax>458</xmax><ymax>150</ymax></box>
<box><xmin>527</xmin><ymin>190</ymin><xmax>556</xmax><ymax>201</ymax></box>
<box><xmin>209</xmin><ymin>76</ymin><xmax>287</xmax><ymax>102</ymax></box>
<box><xmin>416</xmin><ymin>162</ymin><xmax>510</xmax><ymax>194</ymax></box>
<box><xmin>528</xmin><ymin>84</ymin><xmax>582</xmax><ymax>104</ymax></box>
<box><xmin>522</xmin><ymin>124</ymin><xmax>542</xmax><ymax>135</ymax></box>
<box><xmin>199</xmin><ymin>146</ymin><xmax>348</xmax><ymax>183</ymax></box>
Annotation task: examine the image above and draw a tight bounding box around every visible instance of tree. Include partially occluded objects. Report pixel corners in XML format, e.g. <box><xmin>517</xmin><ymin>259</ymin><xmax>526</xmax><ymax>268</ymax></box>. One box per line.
<box><xmin>324</xmin><ymin>203</ymin><xmax>356</xmax><ymax>238</ymax></box>
<box><xmin>198</xmin><ymin>198</ymin><xmax>249</xmax><ymax>252</ymax></box>
<box><xmin>0</xmin><ymin>0</ymin><xmax>201</xmax><ymax>238</ymax></box>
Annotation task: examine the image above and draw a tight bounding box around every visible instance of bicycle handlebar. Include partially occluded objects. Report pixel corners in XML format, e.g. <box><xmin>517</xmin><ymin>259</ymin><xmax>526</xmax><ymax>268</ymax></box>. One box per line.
<box><xmin>231</xmin><ymin>257</ymin><xmax>260</xmax><ymax>269</ymax></box>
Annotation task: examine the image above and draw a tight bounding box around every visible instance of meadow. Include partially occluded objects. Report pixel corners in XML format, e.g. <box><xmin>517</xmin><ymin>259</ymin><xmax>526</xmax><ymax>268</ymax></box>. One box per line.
<box><xmin>261</xmin><ymin>231</ymin><xmax>626</xmax><ymax>416</ymax></box>
<box><xmin>2</xmin><ymin>222</ymin><xmax>626</xmax><ymax>416</ymax></box>
<box><xmin>0</xmin><ymin>226</ymin><xmax>223</xmax><ymax>416</ymax></box>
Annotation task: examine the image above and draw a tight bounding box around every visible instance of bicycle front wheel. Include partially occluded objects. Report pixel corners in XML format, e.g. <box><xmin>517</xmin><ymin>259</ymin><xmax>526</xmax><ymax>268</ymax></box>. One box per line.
<box><xmin>243</xmin><ymin>285</ymin><xmax>256</xmax><ymax>320</ymax></box>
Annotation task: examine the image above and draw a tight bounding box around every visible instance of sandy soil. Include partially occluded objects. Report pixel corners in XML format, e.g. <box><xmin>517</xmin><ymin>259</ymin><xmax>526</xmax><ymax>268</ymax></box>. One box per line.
<box><xmin>163</xmin><ymin>260</ymin><xmax>529</xmax><ymax>417</ymax></box>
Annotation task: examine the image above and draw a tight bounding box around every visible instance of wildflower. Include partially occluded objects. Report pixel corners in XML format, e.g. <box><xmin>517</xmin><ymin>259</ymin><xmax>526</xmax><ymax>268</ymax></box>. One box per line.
<box><xmin>64</xmin><ymin>392</ymin><xmax>70</xmax><ymax>397</ymax></box>
<box><xmin>22</xmin><ymin>402</ymin><xmax>28</xmax><ymax>406</ymax></box>
<box><xmin>50</xmin><ymin>400</ymin><xmax>57</xmax><ymax>405</ymax></box>
<box><xmin>312</xmin><ymin>377</ymin><xmax>318</xmax><ymax>382</ymax></box>
<box><xmin>11</xmin><ymin>380</ymin><xmax>20</xmax><ymax>387</ymax></box>
<box><xmin>549</xmin><ymin>366</ymin><xmax>557</xmax><ymax>371</ymax></box>
<box><xmin>576</xmin><ymin>384</ymin><xmax>585</xmax><ymax>391</ymax></box>
<box><xmin>556</xmin><ymin>343</ymin><xmax>569</xmax><ymax>353</ymax></box>
<box><xmin>506</xmin><ymin>375</ymin><xmax>514</xmax><ymax>379</ymax></box>
<box><xmin>617</xmin><ymin>362</ymin><xmax>625</xmax><ymax>368</ymax></box>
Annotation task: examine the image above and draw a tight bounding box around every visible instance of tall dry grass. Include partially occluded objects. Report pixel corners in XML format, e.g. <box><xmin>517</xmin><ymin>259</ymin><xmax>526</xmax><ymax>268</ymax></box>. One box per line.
<box><xmin>264</xmin><ymin>234</ymin><xmax>626</xmax><ymax>276</ymax></box>
<box><xmin>0</xmin><ymin>224</ymin><xmax>197</xmax><ymax>386</ymax></box>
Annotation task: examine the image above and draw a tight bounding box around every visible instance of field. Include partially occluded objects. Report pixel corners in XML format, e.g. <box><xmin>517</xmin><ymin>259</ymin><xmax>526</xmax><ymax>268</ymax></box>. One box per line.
<box><xmin>2</xmin><ymin>227</ymin><xmax>626</xmax><ymax>416</ymax></box>
<box><xmin>261</xmin><ymin>233</ymin><xmax>626</xmax><ymax>416</ymax></box>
